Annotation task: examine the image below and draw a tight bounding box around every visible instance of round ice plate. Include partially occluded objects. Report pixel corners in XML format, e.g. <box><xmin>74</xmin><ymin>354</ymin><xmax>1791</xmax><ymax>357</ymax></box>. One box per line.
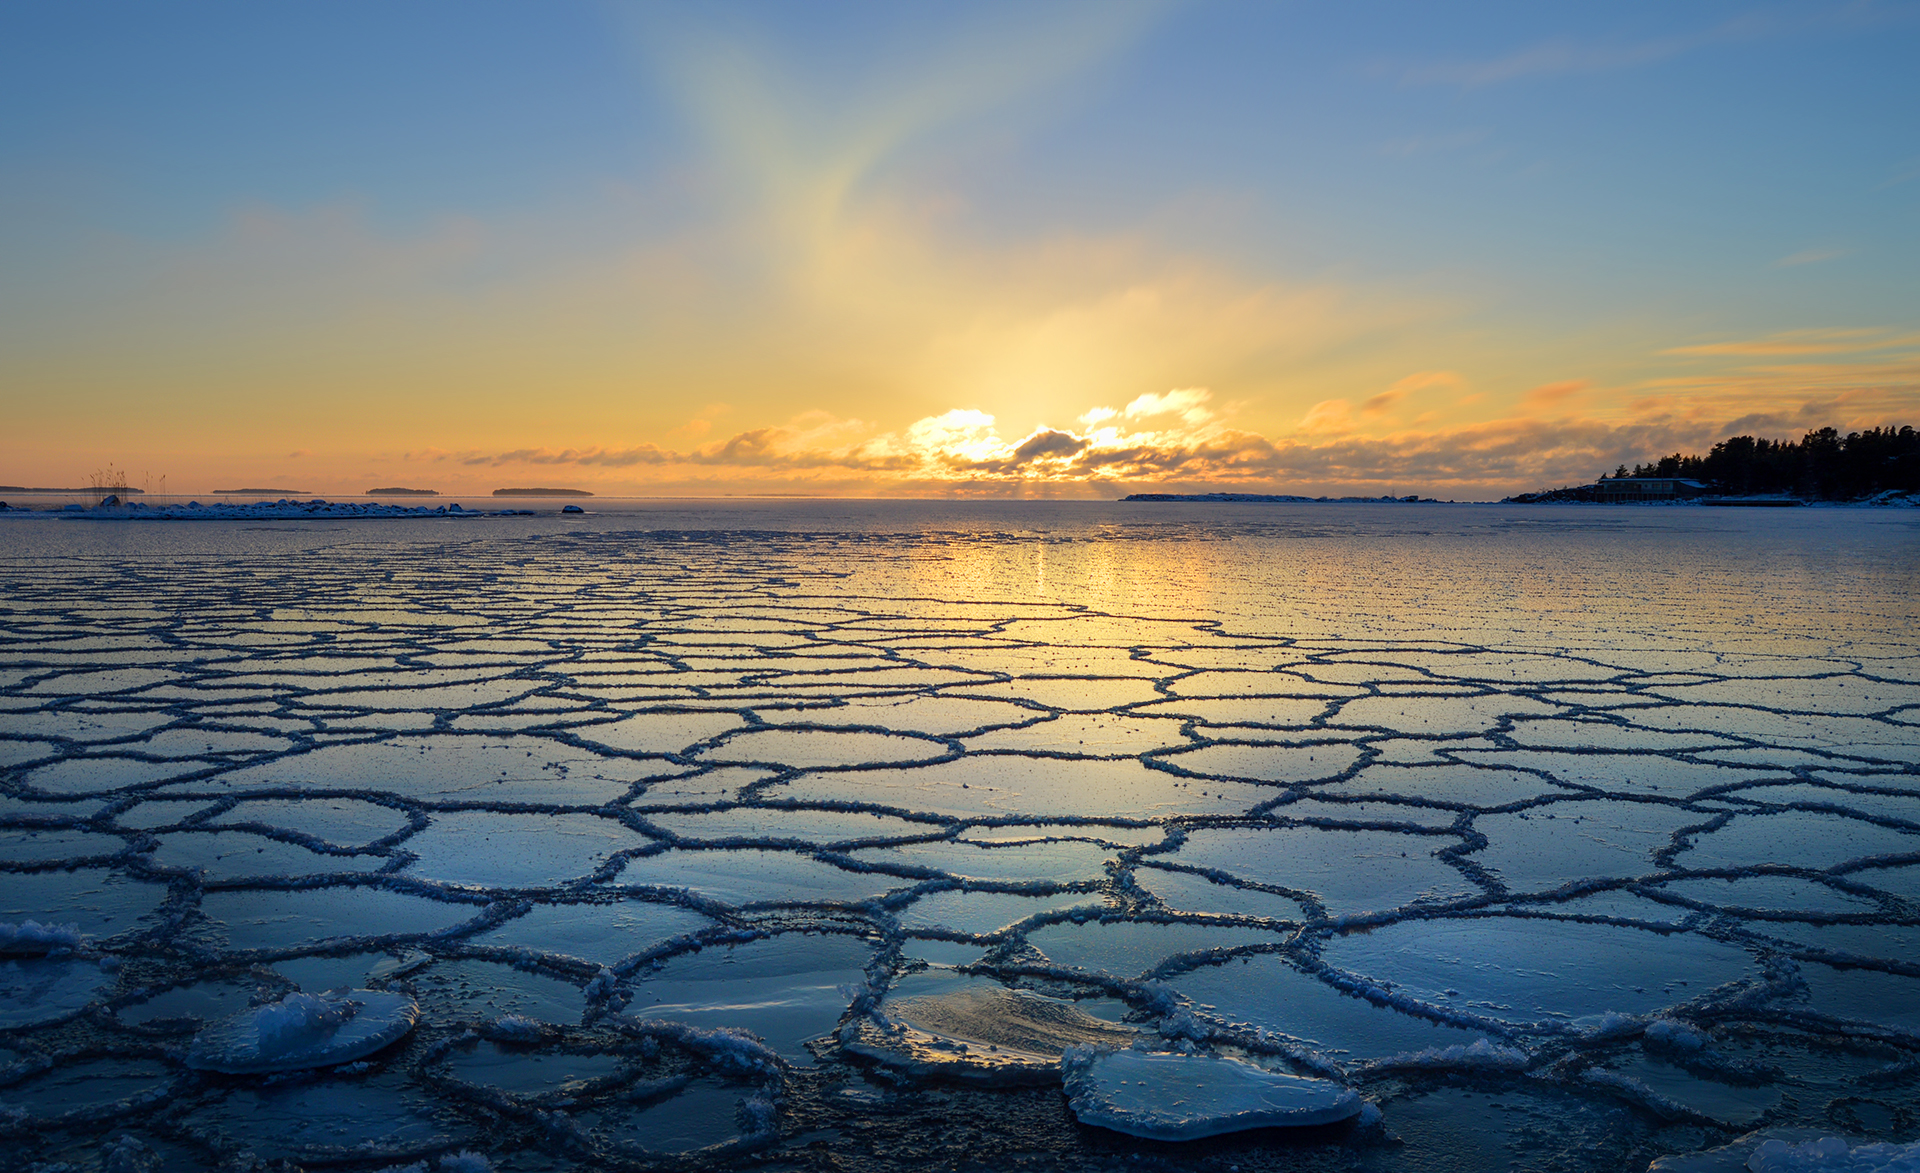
<box><xmin>1062</xmin><ymin>1048</ymin><xmax>1362</xmax><ymax>1141</ymax></box>
<box><xmin>185</xmin><ymin>989</ymin><xmax>419</xmax><ymax>1074</ymax></box>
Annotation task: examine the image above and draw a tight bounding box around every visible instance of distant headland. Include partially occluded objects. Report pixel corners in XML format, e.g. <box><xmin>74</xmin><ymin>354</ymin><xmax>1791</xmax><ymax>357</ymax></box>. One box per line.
<box><xmin>0</xmin><ymin>485</ymin><xmax>144</xmax><ymax>494</ymax></box>
<box><xmin>492</xmin><ymin>487</ymin><xmax>593</xmax><ymax>497</ymax></box>
<box><xmin>366</xmin><ymin>487</ymin><xmax>439</xmax><ymax>496</ymax></box>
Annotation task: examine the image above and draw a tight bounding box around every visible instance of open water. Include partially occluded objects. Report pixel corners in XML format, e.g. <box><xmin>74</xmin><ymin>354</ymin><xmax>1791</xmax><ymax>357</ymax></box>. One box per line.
<box><xmin>1</xmin><ymin>499</ymin><xmax>1917</xmax><ymax>1171</ymax></box>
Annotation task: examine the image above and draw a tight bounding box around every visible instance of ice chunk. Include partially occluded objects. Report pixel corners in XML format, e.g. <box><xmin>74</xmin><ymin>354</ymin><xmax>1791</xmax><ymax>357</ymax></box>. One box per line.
<box><xmin>0</xmin><ymin>919</ymin><xmax>85</xmax><ymax>955</ymax></box>
<box><xmin>1646</xmin><ymin>1129</ymin><xmax>1920</xmax><ymax>1172</ymax></box>
<box><xmin>845</xmin><ymin>975</ymin><xmax>1135</xmax><ymax>1084</ymax></box>
<box><xmin>1061</xmin><ymin>1048</ymin><xmax>1362</xmax><ymax>1140</ymax></box>
<box><xmin>184</xmin><ymin>989</ymin><xmax>419</xmax><ymax>1073</ymax></box>
<box><xmin>1744</xmin><ymin>1136</ymin><xmax>1920</xmax><ymax>1172</ymax></box>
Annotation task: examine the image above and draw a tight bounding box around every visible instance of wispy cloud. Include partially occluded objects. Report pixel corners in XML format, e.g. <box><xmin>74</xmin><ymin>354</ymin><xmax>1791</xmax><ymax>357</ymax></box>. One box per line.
<box><xmin>1773</xmin><ymin>247</ymin><xmax>1849</xmax><ymax>267</ymax></box>
<box><xmin>1520</xmin><ymin>379</ymin><xmax>1588</xmax><ymax>409</ymax></box>
<box><xmin>1663</xmin><ymin>327</ymin><xmax>1919</xmax><ymax>356</ymax></box>
<box><xmin>1398</xmin><ymin>13</ymin><xmax>1779</xmax><ymax>88</ymax></box>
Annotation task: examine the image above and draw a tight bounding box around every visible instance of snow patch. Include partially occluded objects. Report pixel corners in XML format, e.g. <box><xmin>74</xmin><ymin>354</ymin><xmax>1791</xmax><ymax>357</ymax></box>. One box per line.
<box><xmin>184</xmin><ymin>989</ymin><xmax>419</xmax><ymax>1074</ymax></box>
<box><xmin>1366</xmin><ymin>1038</ymin><xmax>1531</xmax><ymax>1072</ymax></box>
<box><xmin>0</xmin><ymin>920</ymin><xmax>85</xmax><ymax>955</ymax></box>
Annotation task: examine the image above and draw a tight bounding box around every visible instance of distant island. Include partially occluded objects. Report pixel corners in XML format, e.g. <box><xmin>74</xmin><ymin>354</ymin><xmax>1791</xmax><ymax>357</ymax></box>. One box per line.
<box><xmin>1506</xmin><ymin>425</ymin><xmax>1919</xmax><ymax>504</ymax></box>
<box><xmin>0</xmin><ymin>485</ymin><xmax>144</xmax><ymax>494</ymax></box>
<box><xmin>366</xmin><ymin>487</ymin><xmax>439</xmax><ymax>496</ymax></box>
<box><xmin>214</xmin><ymin>488</ymin><xmax>307</xmax><ymax>495</ymax></box>
<box><xmin>492</xmin><ymin>487</ymin><xmax>593</xmax><ymax>497</ymax></box>
<box><xmin>1125</xmin><ymin>493</ymin><xmax>1436</xmax><ymax>503</ymax></box>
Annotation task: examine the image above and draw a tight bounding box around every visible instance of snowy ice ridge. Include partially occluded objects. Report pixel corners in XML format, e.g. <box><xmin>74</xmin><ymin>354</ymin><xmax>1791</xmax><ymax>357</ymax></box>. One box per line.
<box><xmin>0</xmin><ymin>507</ymin><xmax>1917</xmax><ymax>1170</ymax></box>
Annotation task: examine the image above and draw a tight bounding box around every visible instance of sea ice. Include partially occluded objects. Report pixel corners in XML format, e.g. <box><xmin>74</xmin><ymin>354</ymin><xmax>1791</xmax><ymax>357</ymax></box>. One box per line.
<box><xmin>611</xmin><ymin>846</ymin><xmax>907</xmax><ymax>906</ymax></box>
<box><xmin>184</xmin><ymin>988</ymin><xmax>419</xmax><ymax>1073</ymax></box>
<box><xmin>0</xmin><ymin>826</ymin><xmax>127</xmax><ymax>862</ymax></box>
<box><xmin>1312</xmin><ymin>763</ymin><xmax>1563</xmax><ymax>808</ymax></box>
<box><xmin>195</xmin><ymin>885</ymin><xmax>481</xmax><ymax>951</ymax></box>
<box><xmin>1132</xmin><ymin>866</ymin><xmax>1308</xmax><ymax>922</ymax></box>
<box><xmin>1168</xmin><ymin>954</ymin><xmax>1489</xmax><ymax>1062</ymax></box>
<box><xmin>1471</xmin><ymin>800</ymin><xmax>1705</xmax><ymax>891</ymax></box>
<box><xmin>846</xmin><ymin>838</ymin><xmax>1116</xmax><ymax>883</ymax></box>
<box><xmin>695</xmin><ymin>727</ymin><xmax>950</xmax><ymax>768</ymax></box>
<box><xmin>571</xmin><ymin>710</ymin><xmax>748</xmax><ymax>756</ymax></box>
<box><xmin>1025</xmin><ymin>918</ymin><xmax>1284</xmax><ymax>978</ymax></box>
<box><xmin>0</xmin><ymin>956</ymin><xmax>115</xmax><ymax>1027</ymax></box>
<box><xmin>178</xmin><ymin>1072</ymin><xmax>468</xmax><ymax>1161</ymax></box>
<box><xmin>1166</xmin><ymin>825</ymin><xmax>1477</xmax><ymax>913</ymax></box>
<box><xmin>401</xmin><ymin>810</ymin><xmax>648</xmax><ymax>888</ymax></box>
<box><xmin>407</xmin><ymin>958</ymin><xmax>587</xmax><ymax>1026</ymax></box>
<box><xmin>574</xmin><ymin>1078</ymin><xmax>747</xmax><ymax>1155</ymax></box>
<box><xmin>896</xmin><ymin>888</ymin><xmax>1104</xmax><ymax>935</ymax></box>
<box><xmin>845</xmin><ymin>973</ymin><xmax>1135</xmax><ymax>1083</ymax></box>
<box><xmin>150</xmin><ymin>829</ymin><xmax>388</xmax><ymax>880</ymax></box>
<box><xmin>117</xmin><ymin>979</ymin><xmax>256</xmax><ymax>1027</ymax></box>
<box><xmin>1060</xmin><ymin>1047</ymin><xmax>1363</xmax><ymax>1140</ymax></box>
<box><xmin>466</xmin><ymin>899</ymin><xmax>712</xmax><ymax>965</ymax></box>
<box><xmin>0</xmin><ymin>1058</ymin><xmax>172</xmax><ymax>1122</ymax></box>
<box><xmin>1155</xmin><ymin>740</ymin><xmax>1365</xmax><ymax>784</ymax></box>
<box><xmin>628</xmin><ymin>932</ymin><xmax>875</xmax><ymax>1060</ymax></box>
<box><xmin>1320</xmin><ymin>918</ymin><xmax>1757</xmax><ymax>1027</ymax></box>
<box><xmin>1676</xmin><ymin>810</ymin><xmax>1920</xmax><ymax>872</ymax></box>
<box><xmin>643</xmin><ymin>806</ymin><xmax>939</xmax><ymax>845</ymax></box>
<box><xmin>437</xmin><ymin>1038</ymin><xmax>626</xmax><ymax>1095</ymax></box>
<box><xmin>211</xmin><ymin>797</ymin><xmax>411</xmax><ymax>845</ymax></box>
<box><xmin>1647</xmin><ymin>1130</ymin><xmax>1920</xmax><ymax>1172</ymax></box>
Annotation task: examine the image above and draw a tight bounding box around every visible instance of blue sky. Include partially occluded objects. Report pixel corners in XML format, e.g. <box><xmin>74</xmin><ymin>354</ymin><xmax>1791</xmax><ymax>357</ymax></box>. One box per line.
<box><xmin>3</xmin><ymin>1</ymin><xmax>1915</xmax><ymax>494</ymax></box>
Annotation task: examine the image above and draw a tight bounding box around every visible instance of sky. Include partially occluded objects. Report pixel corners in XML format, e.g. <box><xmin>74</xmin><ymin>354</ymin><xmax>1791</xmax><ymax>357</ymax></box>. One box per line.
<box><xmin>1</xmin><ymin>1</ymin><xmax>1916</xmax><ymax>498</ymax></box>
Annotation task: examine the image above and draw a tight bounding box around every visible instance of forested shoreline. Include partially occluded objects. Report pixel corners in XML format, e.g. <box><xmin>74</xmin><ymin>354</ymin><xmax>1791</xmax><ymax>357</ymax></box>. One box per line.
<box><xmin>1510</xmin><ymin>425</ymin><xmax>1920</xmax><ymax>502</ymax></box>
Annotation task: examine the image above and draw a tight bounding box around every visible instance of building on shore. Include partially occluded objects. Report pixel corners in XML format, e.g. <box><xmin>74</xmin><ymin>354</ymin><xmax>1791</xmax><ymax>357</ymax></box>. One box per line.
<box><xmin>1594</xmin><ymin>476</ymin><xmax>1712</xmax><ymax>500</ymax></box>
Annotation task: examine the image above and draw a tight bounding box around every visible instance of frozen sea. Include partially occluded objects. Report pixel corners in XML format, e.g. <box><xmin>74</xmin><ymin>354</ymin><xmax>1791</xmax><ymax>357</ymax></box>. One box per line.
<box><xmin>1</xmin><ymin>498</ymin><xmax>1917</xmax><ymax>1172</ymax></box>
